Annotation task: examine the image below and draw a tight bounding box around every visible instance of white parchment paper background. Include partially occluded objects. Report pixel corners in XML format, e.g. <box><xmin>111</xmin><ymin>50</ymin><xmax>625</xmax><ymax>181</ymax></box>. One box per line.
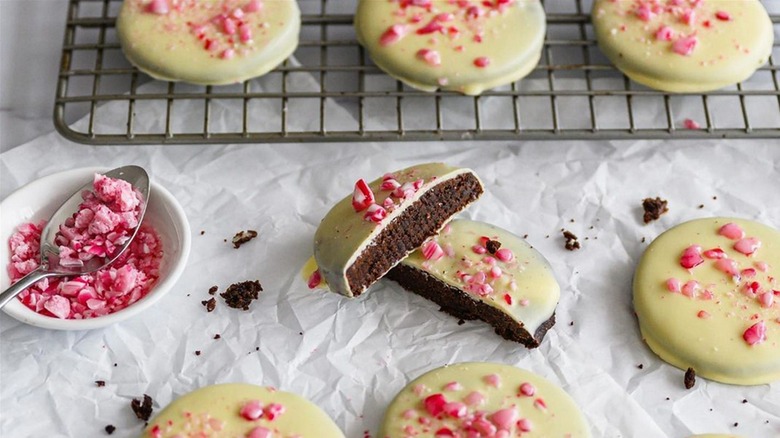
<box><xmin>2</xmin><ymin>64</ymin><xmax>780</xmax><ymax>438</ymax></box>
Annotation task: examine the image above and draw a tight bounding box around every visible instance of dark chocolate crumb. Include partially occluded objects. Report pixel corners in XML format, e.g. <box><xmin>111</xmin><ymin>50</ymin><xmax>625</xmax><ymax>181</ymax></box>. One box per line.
<box><xmin>457</xmin><ymin>319</ymin><xmax>465</xmax><ymax>325</ymax></box>
<box><xmin>200</xmin><ymin>230</ymin><xmax>205</xmax><ymax>235</ymax></box>
<box><xmin>742</xmin><ymin>399</ymin><xmax>748</xmax><ymax>404</ymax></box>
<box><xmin>698</xmin><ymin>204</ymin><xmax>704</xmax><ymax>209</ymax></box>
<box><xmin>201</xmin><ymin>297</ymin><xmax>216</xmax><ymax>312</ymax></box>
<box><xmin>213</xmin><ymin>334</ymin><xmax>221</xmax><ymax>340</ymax></box>
<box><xmin>299</xmin><ymin>332</ymin><xmax>303</xmax><ymax>335</ymax></box>
<box><xmin>589</xmin><ymin>225</ymin><xmax>594</xmax><ymax>229</ymax></box>
<box><xmin>733</xmin><ymin>422</ymin><xmax>738</xmax><ymax>427</ymax></box>
<box><xmin>105</xmin><ymin>425</ymin><xmax>116</xmax><ymax>435</ymax></box>
<box><xmin>223</xmin><ymin>239</ymin><xmax>227</xmax><ymax>242</ymax></box>
<box><xmin>256</xmin><ymin>347</ymin><xmax>259</xmax><ymax>351</ymax></box>
<box><xmin>563</xmin><ymin>230</ymin><xmax>581</xmax><ymax>251</ymax></box>
<box><xmin>485</xmin><ymin>239</ymin><xmax>501</xmax><ymax>254</ymax></box>
<box><xmin>569</xmin><ymin>321</ymin><xmax>574</xmax><ymax>326</ymax></box>
<box><xmin>131</xmin><ymin>394</ymin><xmax>153</xmax><ymax>422</ymax></box>
<box><xmin>232</xmin><ymin>230</ymin><xmax>258</xmax><ymax>249</ymax></box>
<box><xmin>666</xmin><ymin>397</ymin><xmax>670</xmax><ymax>401</ymax></box>
<box><xmin>522</xmin><ymin>234</ymin><xmax>528</xmax><ymax>239</ymax></box>
<box><xmin>195</xmin><ymin>350</ymin><xmax>201</xmax><ymax>356</ymax></box>
<box><xmin>545</xmin><ymin>235</ymin><xmax>550</xmax><ymax>239</ymax></box>
<box><xmin>186</xmin><ymin>293</ymin><xmax>190</xmax><ymax>297</ymax></box>
<box><xmin>95</xmin><ymin>380</ymin><xmax>106</xmax><ymax>387</ymax></box>
<box><xmin>113</xmin><ymin>363</ymin><xmax>117</xmax><ymax>367</ymax></box>
<box><xmin>220</xmin><ymin>280</ymin><xmax>263</xmax><ymax>310</ymax></box>
<box><xmin>641</xmin><ymin>237</ymin><xmax>646</xmax><ymax>243</ymax></box>
<box><xmin>570</xmin><ymin>218</ymin><xmax>575</xmax><ymax>223</ymax></box>
<box><xmin>208</xmin><ymin>286</ymin><xmax>218</xmax><ymax>295</ymax></box>
<box><xmin>642</xmin><ymin>197</ymin><xmax>669</xmax><ymax>223</ymax></box>
<box><xmin>713</xmin><ymin>196</ymin><xmax>717</xmax><ymax>200</ymax></box>
<box><xmin>684</xmin><ymin>367</ymin><xmax>696</xmax><ymax>389</ymax></box>
<box><xmin>637</xmin><ymin>364</ymin><xmax>644</xmax><ymax>369</ymax></box>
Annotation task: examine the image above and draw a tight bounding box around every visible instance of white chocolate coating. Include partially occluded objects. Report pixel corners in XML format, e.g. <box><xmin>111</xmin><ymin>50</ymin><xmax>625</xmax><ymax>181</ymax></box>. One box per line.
<box><xmin>380</xmin><ymin>362</ymin><xmax>590</xmax><ymax>437</ymax></box>
<box><xmin>117</xmin><ymin>0</ymin><xmax>300</xmax><ymax>85</ymax></box>
<box><xmin>634</xmin><ymin>217</ymin><xmax>780</xmax><ymax>385</ymax></box>
<box><xmin>314</xmin><ymin>163</ymin><xmax>481</xmax><ymax>298</ymax></box>
<box><xmin>400</xmin><ymin>219</ymin><xmax>560</xmax><ymax>338</ymax></box>
<box><xmin>355</xmin><ymin>0</ymin><xmax>546</xmax><ymax>95</ymax></box>
<box><xmin>591</xmin><ymin>0</ymin><xmax>773</xmax><ymax>92</ymax></box>
<box><xmin>142</xmin><ymin>383</ymin><xmax>344</xmax><ymax>437</ymax></box>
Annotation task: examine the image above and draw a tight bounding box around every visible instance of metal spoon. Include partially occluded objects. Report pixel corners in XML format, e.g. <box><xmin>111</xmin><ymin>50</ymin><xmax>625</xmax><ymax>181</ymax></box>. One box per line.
<box><xmin>0</xmin><ymin>166</ymin><xmax>150</xmax><ymax>309</ymax></box>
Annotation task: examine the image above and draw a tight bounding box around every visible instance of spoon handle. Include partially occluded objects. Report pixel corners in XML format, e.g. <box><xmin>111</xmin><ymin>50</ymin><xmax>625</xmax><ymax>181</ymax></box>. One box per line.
<box><xmin>0</xmin><ymin>268</ymin><xmax>60</xmax><ymax>309</ymax></box>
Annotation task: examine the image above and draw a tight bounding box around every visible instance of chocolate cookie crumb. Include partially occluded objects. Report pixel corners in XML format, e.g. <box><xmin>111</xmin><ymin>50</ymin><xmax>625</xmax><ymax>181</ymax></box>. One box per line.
<box><xmin>742</xmin><ymin>399</ymin><xmax>747</xmax><ymax>404</ymax></box>
<box><xmin>113</xmin><ymin>363</ymin><xmax>117</xmax><ymax>367</ymax></box>
<box><xmin>569</xmin><ymin>321</ymin><xmax>574</xmax><ymax>326</ymax></box>
<box><xmin>220</xmin><ymin>280</ymin><xmax>263</xmax><ymax>310</ymax></box>
<box><xmin>208</xmin><ymin>286</ymin><xmax>218</xmax><ymax>295</ymax></box>
<box><xmin>563</xmin><ymin>230</ymin><xmax>580</xmax><ymax>251</ymax></box>
<box><xmin>95</xmin><ymin>380</ymin><xmax>106</xmax><ymax>387</ymax></box>
<box><xmin>200</xmin><ymin>230</ymin><xmax>205</xmax><ymax>235</ymax></box>
<box><xmin>642</xmin><ymin>197</ymin><xmax>669</xmax><ymax>223</ymax></box>
<box><xmin>299</xmin><ymin>332</ymin><xmax>303</xmax><ymax>335</ymax></box>
<box><xmin>684</xmin><ymin>367</ymin><xmax>696</xmax><ymax>389</ymax></box>
<box><xmin>637</xmin><ymin>364</ymin><xmax>644</xmax><ymax>369</ymax></box>
<box><xmin>213</xmin><ymin>334</ymin><xmax>221</xmax><ymax>340</ymax></box>
<box><xmin>733</xmin><ymin>422</ymin><xmax>738</xmax><ymax>427</ymax></box>
<box><xmin>105</xmin><ymin>425</ymin><xmax>116</xmax><ymax>435</ymax></box>
<box><xmin>131</xmin><ymin>394</ymin><xmax>153</xmax><ymax>422</ymax></box>
<box><xmin>485</xmin><ymin>239</ymin><xmax>501</xmax><ymax>254</ymax></box>
<box><xmin>232</xmin><ymin>230</ymin><xmax>258</xmax><ymax>249</ymax></box>
<box><xmin>713</xmin><ymin>196</ymin><xmax>718</xmax><ymax>200</ymax></box>
<box><xmin>641</xmin><ymin>237</ymin><xmax>646</xmax><ymax>243</ymax></box>
<box><xmin>256</xmin><ymin>347</ymin><xmax>259</xmax><ymax>351</ymax></box>
<box><xmin>457</xmin><ymin>319</ymin><xmax>465</xmax><ymax>325</ymax></box>
<box><xmin>665</xmin><ymin>397</ymin><xmax>670</xmax><ymax>401</ymax></box>
<box><xmin>522</xmin><ymin>234</ymin><xmax>528</xmax><ymax>239</ymax></box>
<box><xmin>698</xmin><ymin>204</ymin><xmax>704</xmax><ymax>209</ymax></box>
<box><xmin>201</xmin><ymin>298</ymin><xmax>216</xmax><ymax>312</ymax></box>
<box><xmin>195</xmin><ymin>350</ymin><xmax>201</xmax><ymax>356</ymax></box>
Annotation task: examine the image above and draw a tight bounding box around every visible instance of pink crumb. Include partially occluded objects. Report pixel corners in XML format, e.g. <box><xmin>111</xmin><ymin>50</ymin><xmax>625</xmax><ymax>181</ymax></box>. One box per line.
<box><xmin>672</xmin><ymin>35</ymin><xmax>698</xmax><ymax>56</ymax></box>
<box><xmin>683</xmin><ymin>118</ymin><xmax>700</xmax><ymax>129</ymax></box>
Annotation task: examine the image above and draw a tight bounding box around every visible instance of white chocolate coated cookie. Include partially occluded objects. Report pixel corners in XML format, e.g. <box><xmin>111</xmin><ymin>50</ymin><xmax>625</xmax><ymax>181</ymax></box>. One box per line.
<box><xmin>117</xmin><ymin>0</ymin><xmax>300</xmax><ymax>85</ymax></box>
<box><xmin>142</xmin><ymin>383</ymin><xmax>345</xmax><ymax>437</ymax></box>
<box><xmin>396</xmin><ymin>219</ymin><xmax>560</xmax><ymax>346</ymax></box>
<box><xmin>380</xmin><ymin>362</ymin><xmax>590</xmax><ymax>437</ymax></box>
<box><xmin>634</xmin><ymin>218</ymin><xmax>780</xmax><ymax>385</ymax></box>
<box><xmin>592</xmin><ymin>0</ymin><xmax>773</xmax><ymax>92</ymax></box>
<box><xmin>355</xmin><ymin>0</ymin><xmax>546</xmax><ymax>95</ymax></box>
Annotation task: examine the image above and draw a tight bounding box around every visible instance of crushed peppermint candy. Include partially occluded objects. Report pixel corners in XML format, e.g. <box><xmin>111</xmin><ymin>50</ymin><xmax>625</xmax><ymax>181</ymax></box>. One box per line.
<box><xmin>743</xmin><ymin>321</ymin><xmax>766</xmax><ymax>345</ymax></box>
<box><xmin>7</xmin><ymin>174</ymin><xmax>162</xmax><ymax>320</ymax></box>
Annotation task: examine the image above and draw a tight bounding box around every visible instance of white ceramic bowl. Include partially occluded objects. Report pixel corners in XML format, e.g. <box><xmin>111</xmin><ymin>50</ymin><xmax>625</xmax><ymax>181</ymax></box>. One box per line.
<box><xmin>0</xmin><ymin>167</ymin><xmax>191</xmax><ymax>330</ymax></box>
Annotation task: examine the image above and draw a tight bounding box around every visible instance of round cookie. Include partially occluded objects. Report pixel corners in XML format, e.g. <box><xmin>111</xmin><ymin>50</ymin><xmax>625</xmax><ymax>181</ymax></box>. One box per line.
<box><xmin>313</xmin><ymin>163</ymin><xmax>483</xmax><ymax>298</ymax></box>
<box><xmin>355</xmin><ymin>0</ymin><xmax>546</xmax><ymax>95</ymax></box>
<box><xmin>380</xmin><ymin>362</ymin><xmax>590</xmax><ymax>437</ymax></box>
<box><xmin>117</xmin><ymin>0</ymin><xmax>300</xmax><ymax>85</ymax></box>
<box><xmin>387</xmin><ymin>219</ymin><xmax>560</xmax><ymax>348</ymax></box>
<box><xmin>142</xmin><ymin>383</ymin><xmax>345</xmax><ymax>437</ymax></box>
<box><xmin>634</xmin><ymin>217</ymin><xmax>780</xmax><ymax>385</ymax></box>
<box><xmin>592</xmin><ymin>0</ymin><xmax>773</xmax><ymax>92</ymax></box>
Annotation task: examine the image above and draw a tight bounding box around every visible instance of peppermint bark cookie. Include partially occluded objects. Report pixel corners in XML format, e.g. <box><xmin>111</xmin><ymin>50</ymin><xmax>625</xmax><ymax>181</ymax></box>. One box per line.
<box><xmin>592</xmin><ymin>0</ymin><xmax>773</xmax><ymax>92</ymax></box>
<box><xmin>386</xmin><ymin>219</ymin><xmax>560</xmax><ymax>348</ymax></box>
<box><xmin>142</xmin><ymin>384</ymin><xmax>345</xmax><ymax>437</ymax></box>
<box><xmin>117</xmin><ymin>0</ymin><xmax>300</xmax><ymax>85</ymax></box>
<box><xmin>355</xmin><ymin>0</ymin><xmax>546</xmax><ymax>95</ymax></box>
<box><xmin>634</xmin><ymin>218</ymin><xmax>780</xmax><ymax>385</ymax></box>
<box><xmin>313</xmin><ymin>163</ymin><xmax>483</xmax><ymax>297</ymax></box>
<box><xmin>380</xmin><ymin>362</ymin><xmax>590</xmax><ymax>437</ymax></box>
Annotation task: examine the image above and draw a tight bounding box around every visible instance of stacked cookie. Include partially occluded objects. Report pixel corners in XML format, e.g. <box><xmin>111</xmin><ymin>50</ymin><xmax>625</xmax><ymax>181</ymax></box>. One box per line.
<box><xmin>309</xmin><ymin>163</ymin><xmax>561</xmax><ymax>349</ymax></box>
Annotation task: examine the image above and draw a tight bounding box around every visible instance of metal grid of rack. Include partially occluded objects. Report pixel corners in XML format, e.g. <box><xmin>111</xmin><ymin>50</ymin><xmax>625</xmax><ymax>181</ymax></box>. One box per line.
<box><xmin>54</xmin><ymin>0</ymin><xmax>780</xmax><ymax>144</ymax></box>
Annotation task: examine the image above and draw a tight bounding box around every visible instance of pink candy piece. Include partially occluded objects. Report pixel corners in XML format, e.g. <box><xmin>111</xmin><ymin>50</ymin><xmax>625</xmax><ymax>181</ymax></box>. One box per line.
<box><xmin>472</xmin><ymin>418</ymin><xmax>497</xmax><ymax>436</ymax></box>
<box><xmin>490</xmin><ymin>408</ymin><xmax>517</xmax><ymax>430</ymax></box>
<box><xmin>683</xmin><ymin>118</ymin><xmax>700</xmax><ymax>130</ymax></box>
<box><xmin>380</xmin><ymin>24</ymin><xmax>409</xmax><ymax>46</ymax></box>
<box><xmin>443</xmin><ymin>401</ymin><xmax>466</xmax><ymax>418</ymax></box>
<box><xmin>222</xmin><ymin>17</ymin><xmax>237</xmax><ymax>35</ymax></box>
<box><xmin>434</xmin><ymin>428</ymin><xmax>455</xmax><ymax>437</ymax></box>
<box><xmin>472</xmin><ymin>245</ymin><xmax>487</xmax><ymax>255</ymax></box>
<box><xmin>364</xmin><ymin>204</ymin><xmax>387</xmax><ymax>223</ymax></box>
<box><xmin>464</xmin><ymin>391</ymin><xmax>485</xmax><ymax>406</ymax></box>
<box><xmin>517</xmin><ymin>418</ymin><xmax>533</xmax><ymax>432</ymax></box>
<box><xmin>673</xmin><ymin>35</ymin><xmax>698</xmax><ymax>56</ymax></box>
<box><xmin>734</xmin><ymin>237</ymin><xmax>761</xmax><ymax>256</ymax></box>
<box><xmin>495</xmin><ymin>248</ymin><xmax>513</xmax><ymax>262</ymax></box>
<box><xmin>240</xmin><ymin>400</ymin><xmax>264</xmax><ymax>421</ymax></box>
<box><xmin>239</xmin><ymin>24</ymin><xmax>253</xmax><ymax>43</ymax></box>
<box><xmin>380</xmin><ymin>178</ymin><xmax>401</xmax><ymax>191</ymax></box>
<box><xmin>351</xmin><ymin>179</ymin><xmax>375</xmax><ymax>212</ymax></box>
<box><xmin>743</xmin><ymin>321</ymin><xmax>767</xmax><ymax>345</ymax></box>
<box><xmin>681</xmin><ymin>280</ymin><xmax>699</xmax><ymax>298</ymax></box>
<box><xmin>503</xmin><ymin>293</ymin><xmax>512</xmax><ymax>305</ymax></box>
<box><xmin>145</xmin><ymin>0</ymin><xmax>169</xmax><ymax>15</ymax></box>
<box><xmin>697</xmin><ymin>310</ymin><xmax>710</xmax><ymax>319</ymax></box>
<box><xmin>443</xmin><ymin>381</ymin><xmax>462</xmax><ymax>392</ymax></box>
<box><xmin>424</xmin><ymin>393</ymin><xmax>447</xmax><ymax>416</ymax></box>
<box><xmin>307</xmin><ymin>269</ymin><xmax>322</xmax><ymax>289</ymax></box>
<box><xmin>759</xmin><ymin>292</ymin><xmax>774</xmax><ymax>308</ymax></box>
<box><xmin>680</xmin><ymin>245</ymin><xmax>704</xmax><ymax>269</ymax></box>
<box><xmin>755</xmin><ymin>261</ymin><xmax>769</xmax><ymax>272</ymax></box>
<box><xmin>484</xmin><ymin>373</ymin><xmax>501</xmax><ymax>388</ymax></box>
<box><xmin>221</xmin><ymin>49</ymin><xmax>235</xmax><ymax>60</ymax></box>
<box><xmin>655</xmin><ymin>25</ymin><xmax>674</xmax><ymax>41</ymax></box>
<box><xmin>473</xmin><ymin>57</ymin><xmax>491</xmax><ymax>68</ymax></box>
<box><xmin>518</xmin><ymin>382</ymin><xmax>535</xmax><ymax>397</ymax></box>
<box><xmin>715</xmin><ymin>258</ymin><xmax>739</xmax><ymax>277</ymax></box>
<box><xmin>666</xmin><ymin>278</ymin><xmax>681</xmax><ymax>293</ymax></box>
<box><xmin>681</xmin><ymin>9</ymin><xmax>696</xmax><ymax>26</ymax></box>
<box><xmin>490</xmin><ymin>266</ymin><xmax>502</xmax><ymax>279</ymax></box>
<box><xmin>422</xmin><ymin>240</ymin><xmax>445</xmax><ymax>261</ymax></box>
<box><xmin>634</xmin><ymin>5</ymin><xmax>655</xmax><ymax>22</ymax></box>
<box><xmin>263</xmin><ymin>403</ymin><xmax>285</xmax><ymax>421</ymax></box>
<box><xmin>533</xmin><ymin>398</ymin><xmax>547</xmax><ymax>410</ymax></box>
<box><xmin>702</xmin><ymin>248</ymin><xmax>725</xmax><ymax>259</ymax></box>
<box><xmin>246</xmin><ymin>427</ymin><xmax>272</xmax><ymax>438</ymax></box>
<box><xmin>719</xmin><ymin>223</ymin><xmax>744</xmax><ymax>240</ymax></box>
<box><xmin>715</xmin><ymin>11</ymin><xmax>731</xmax><ymax>21</ymax></box>
<box><xmin>244</xmin><ymin>0</ymin><xmax>263</xmax><ymax>13</ymax></box>
<box><xmin>44</xmin><ymin>295</ymin><xmax>71</xmax><ymax>319</ymax></box>
<box><xmin>417</xmin><ymin>49</ymin><xmax>442</xmax><ymax>67</ymax></box>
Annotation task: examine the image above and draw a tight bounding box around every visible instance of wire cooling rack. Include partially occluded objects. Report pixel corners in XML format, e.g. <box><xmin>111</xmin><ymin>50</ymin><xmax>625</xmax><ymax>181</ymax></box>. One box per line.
<box><xmin>54</xmin><ymin>0</ymin><xmax>780</xmax><ymax>144</ymax></box>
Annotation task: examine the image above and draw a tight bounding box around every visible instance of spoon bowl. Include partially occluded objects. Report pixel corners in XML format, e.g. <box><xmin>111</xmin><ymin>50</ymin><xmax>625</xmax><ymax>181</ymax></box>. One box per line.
<box><xmin>0</xmin><ymin>166</ymin><xmax>150</xmax><ymax>308</ymax></box>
